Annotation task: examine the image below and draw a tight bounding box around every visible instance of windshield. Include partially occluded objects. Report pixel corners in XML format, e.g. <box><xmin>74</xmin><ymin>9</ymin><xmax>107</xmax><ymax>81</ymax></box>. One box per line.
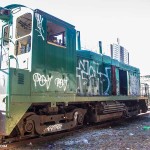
<box><xmin>16</xmin><ymin>13</ymin><xmax>32</xmax><ymax>38</ymax></box>
<box><xmin>14</xmin><ymin>13</ymin><xmax>32</xmax><ymax>56</ymax></box>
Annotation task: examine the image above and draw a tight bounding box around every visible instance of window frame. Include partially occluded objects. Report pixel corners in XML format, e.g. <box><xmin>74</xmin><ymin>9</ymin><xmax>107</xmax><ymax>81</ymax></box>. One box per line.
<box><xmin>15</xmin><ymin>13</ymin><xmax>32</xmax><ymax>39</ymax></box>
<box><xmin>14</xmin><ymin>35</ymin><xmax>31</xmax><ymax>56</ymax></box>
<box><xmin>2</xmin><ymin>24</ymin><xmax>10</xmax><ymax>46</ymax></box>
<box><xmin>46</xmin><ymin>20</ymin><xmax>67</xmax><ymax>48</ymax></box>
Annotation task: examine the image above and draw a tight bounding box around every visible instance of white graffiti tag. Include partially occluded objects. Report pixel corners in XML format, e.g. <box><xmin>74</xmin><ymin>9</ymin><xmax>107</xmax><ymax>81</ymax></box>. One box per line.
<box><xmin>76</xmin><ymin>60</ymin><xmax>89</xmax><ymax>85</ymax></box>
<box><xmin>54</xmin><ymin>77</ymin><xmax>68</xmax><ymax>91</ymax></box>
<box><xmin>35</xmin><ymin>13</ymin><xmax>45</xmax><ymax>40</ymax></box>
<box><xmin>33</xmin><ymin>73</ymin><xmax>53</xmax><ymax>90</ymax></box>
<box><xmin>44</xmin><ymin>124</ymin><xmax>62</xmax><ymax>133</ymax></box>
<box><xmin>97</xmin><ymin>67</ymin><xmax>110</xmax><ymax>95</ymax></box>
<box><xmin>129</xmin><ymin>75</ymin><xmax>140</xmax><ymax>95</ymax></box>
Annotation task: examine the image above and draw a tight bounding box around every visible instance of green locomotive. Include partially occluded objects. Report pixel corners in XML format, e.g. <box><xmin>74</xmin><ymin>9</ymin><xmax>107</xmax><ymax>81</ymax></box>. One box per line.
<box><xmin>0</xmin><ymin>4</ymin><xmax>148</xmax><ymax>139</ymax></box>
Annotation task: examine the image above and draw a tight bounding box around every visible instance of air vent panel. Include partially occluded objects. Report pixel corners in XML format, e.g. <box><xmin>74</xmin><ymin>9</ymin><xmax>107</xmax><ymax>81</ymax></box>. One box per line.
<box><xmin>18</xmin><ymin>73</ymin><xmax>24</xmax><ymax>84</ymax></box>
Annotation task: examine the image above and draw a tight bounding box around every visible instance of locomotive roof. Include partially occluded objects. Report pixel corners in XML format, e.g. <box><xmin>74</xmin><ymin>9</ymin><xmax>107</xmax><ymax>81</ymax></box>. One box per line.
<box><xmin>4</xmin><ymin>4</ymin><xmax>26</xmax><ymax>10</ymax></box>
<box><xmin>77</xmin><ymin>50</ymin><xmax>140</xmax><ymax>73</ymax></box>
<box><xmin>35</xmin><ymin>9</ymin><xmax>75</xmax><ymax>29</ymax></box>
<box><xmin>3</xmin><ymin>4</ymin><xmax>75</xmax><ymax>29</ymax></box>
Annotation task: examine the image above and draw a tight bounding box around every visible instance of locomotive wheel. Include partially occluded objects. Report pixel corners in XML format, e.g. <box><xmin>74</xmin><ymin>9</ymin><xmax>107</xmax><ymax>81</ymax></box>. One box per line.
<box><xmin>16</xmin><ymin>112</ymin><xmax>36</xmax><ymax>136</ymax></box>
<box><xmin>24</xmin><ymin>120</ymin><xmax>35</xmax><ymax>133</ymax></box>
<box><xmin>77</xmin><ymin>113</ymin><xmax>84</xmax><ymax>125</ymax></box>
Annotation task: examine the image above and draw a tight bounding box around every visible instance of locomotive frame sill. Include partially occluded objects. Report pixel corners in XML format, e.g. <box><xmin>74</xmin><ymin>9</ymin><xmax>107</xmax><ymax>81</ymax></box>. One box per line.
<box><xmin>10</xmin><ymin>95</ymin><xmax>148</xmax><ymax>103</ymax></box>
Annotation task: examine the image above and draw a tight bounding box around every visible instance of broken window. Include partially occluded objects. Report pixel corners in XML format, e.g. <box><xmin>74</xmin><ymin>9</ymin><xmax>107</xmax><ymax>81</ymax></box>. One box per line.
<box><xmin>3</xmin><ymin>25</ymin><xmax>9</xmax><ymax>46</ymax></box>
<box><xmin>14</xmin><ymin>36</ymin><xmax>31</xmax><ymax>56</ymax></box>
<box><xmin>47</xmin><ymin>21</ymin><xmax>66</xmax><ymax>47</ymax></box>
<box><xmin>16</xmin><ymin>13</ymin><xmax>32</xmax><ymax>38</ymax></box>
<box><xmin>15</xmin><ymin>13</ymin><xmax>32</xmax><ymax>56</ymax></box>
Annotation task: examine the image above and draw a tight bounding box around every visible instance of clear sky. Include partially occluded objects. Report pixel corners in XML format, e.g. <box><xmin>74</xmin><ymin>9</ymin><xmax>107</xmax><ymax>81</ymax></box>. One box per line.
<box><xmin>1</xmin><ymin>0</ymin><xmax>150</xmax><ymax>75</ymax></box>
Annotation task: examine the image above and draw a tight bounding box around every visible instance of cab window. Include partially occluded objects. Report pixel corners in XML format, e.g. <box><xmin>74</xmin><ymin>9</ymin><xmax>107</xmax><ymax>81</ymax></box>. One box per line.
<box><xmin>47</xmin><ymin>21</ymin><xmax>66</xmax><ymax>47</ymax></box>
<box><xmin>15</xmin><ymin>36</ymin><xmax>31</xmax><ymax>55</ymax></box>
<box><xmin>16</xmin><ymin>13</ymin><xmax>32</xmax><ymax>38</ymax></box>
<box><xmin>3</xmin><ymin>25</ymin><xmax>9</xmax><ymax>46</ymax></box>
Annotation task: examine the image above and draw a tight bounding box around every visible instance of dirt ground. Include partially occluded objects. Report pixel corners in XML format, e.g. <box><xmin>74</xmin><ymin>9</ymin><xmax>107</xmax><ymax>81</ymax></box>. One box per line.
<box><xmin>5</xmin><ymin>111</ymin><xmax>150</xmax><ymax>150</ymax></box>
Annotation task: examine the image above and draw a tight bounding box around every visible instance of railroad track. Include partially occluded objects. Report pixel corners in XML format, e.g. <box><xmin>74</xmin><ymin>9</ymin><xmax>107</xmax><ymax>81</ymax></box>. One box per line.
<box><xmin>2</xmin><ymin>111</ymin><xmax>150</xmax><ymax>150</ymax></box>
<box><xmin>1</xmin><ymin>120</ymin><xmax>121</xmax><ymax>149</ymax></box>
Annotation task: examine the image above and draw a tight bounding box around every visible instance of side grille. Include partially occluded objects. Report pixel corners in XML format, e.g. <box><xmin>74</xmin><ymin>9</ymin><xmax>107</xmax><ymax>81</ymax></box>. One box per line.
<box><xmin>18</xmin><ymin>73</ymin><xmax>24</xmax><ymax>84</ymax></box>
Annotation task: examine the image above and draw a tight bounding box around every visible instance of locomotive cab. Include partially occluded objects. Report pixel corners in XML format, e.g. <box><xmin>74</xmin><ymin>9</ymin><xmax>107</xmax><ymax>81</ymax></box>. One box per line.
<box><xmin>0</xmin><ymin>4</ymin><xmax>77</xmax><ymax>136</ymax></box>
<box><xmin>0</xmin><ymin>5</ymin><xmax>33</xmax><ymax>70</ymax></box>
<box><xmin>0</xmin><ymin>5</ymin><xmax>33</xmax><ymax>135</ymax></box>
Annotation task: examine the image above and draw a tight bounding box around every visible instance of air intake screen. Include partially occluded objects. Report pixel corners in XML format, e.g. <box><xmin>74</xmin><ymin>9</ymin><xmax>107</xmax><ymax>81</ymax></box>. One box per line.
<box><xmin>18</xmin><ymin>73</ymin><xmax>24</xmax><ymax>84</ymax></box>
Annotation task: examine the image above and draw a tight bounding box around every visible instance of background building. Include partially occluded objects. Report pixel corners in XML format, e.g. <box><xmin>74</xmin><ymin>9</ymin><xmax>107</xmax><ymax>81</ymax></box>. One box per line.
<box><xmin>110</xmin><ymin>39</ymin><xmax>129</xmax><ymax>65</ymax></box>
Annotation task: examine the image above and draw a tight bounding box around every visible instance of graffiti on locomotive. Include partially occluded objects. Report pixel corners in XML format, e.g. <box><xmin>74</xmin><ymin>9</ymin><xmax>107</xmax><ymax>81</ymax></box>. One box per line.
<box><xmin>76</xmin><ymin>59</ymin><xmax>111</xmax><ymax>95</ymax></box>
<box><xmin>33</xmin><ymin>73</ymin><xmax>68</xmax><ymax>91</ymax></box>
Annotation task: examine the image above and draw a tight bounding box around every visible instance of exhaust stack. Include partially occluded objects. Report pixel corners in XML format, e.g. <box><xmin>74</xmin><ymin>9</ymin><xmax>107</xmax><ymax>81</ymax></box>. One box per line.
<box><xmin>99</xmin><ymin>41</ymin><xmax>102</xmax><ymax>54</ymax></box>
<box><xmin>76</xmin><ymin>31</ymin><xmax>81</xmax><ymax>50</ymax></box>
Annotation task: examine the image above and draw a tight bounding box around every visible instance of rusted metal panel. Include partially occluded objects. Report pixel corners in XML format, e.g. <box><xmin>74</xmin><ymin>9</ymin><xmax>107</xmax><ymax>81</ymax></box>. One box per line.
<box><xmin>17</xmin><ymin>108</ymin><xmax>86</xmax><ymax>135</ymax></box>
<box><xmin>89</xmin><ymin>112</ymin><xmax>123</xmax><ymax>123</ymax></box>
<box><xmin>111</xmin><ymin>66</ymin><xmax>117</xmax><ymax>95</ymax></box>
<box><xmin>115</xmin><ymin>67</ymin><xmax>120</xmax><ymax>95</ymax></box>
